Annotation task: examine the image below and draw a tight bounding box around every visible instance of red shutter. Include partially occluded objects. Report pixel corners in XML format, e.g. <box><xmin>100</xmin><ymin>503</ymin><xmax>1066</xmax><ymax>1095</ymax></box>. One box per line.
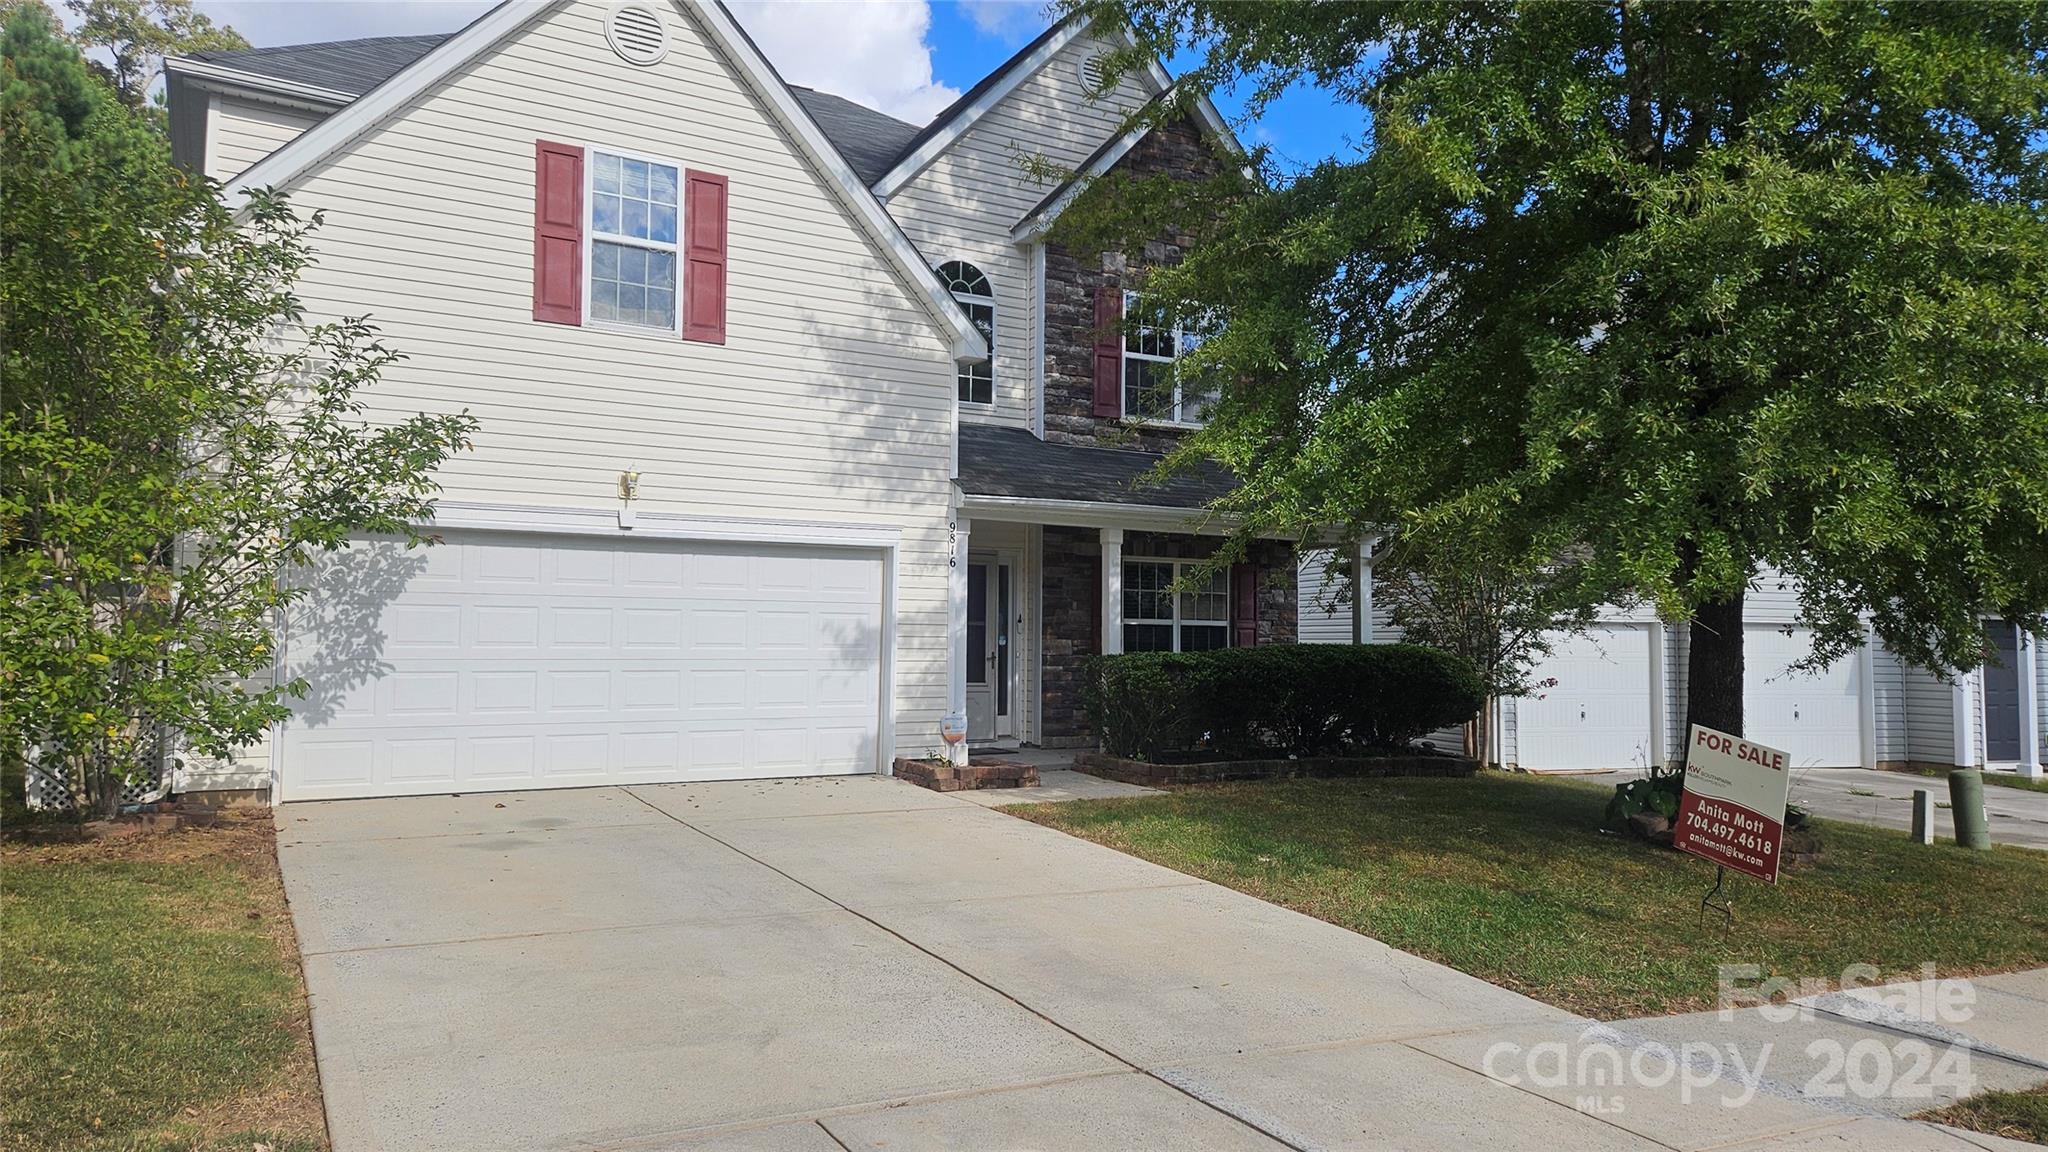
<box><xmin>682</xmin><ymin>170</ymin><xmax>728</xmax><ymax>343</ymax></box>
<box><xmin>1092</xmin><ymin>285</ymin><xmax>1123</xmax><ymax>417</ymax></box>
<box><xmin>1231</xmin><ymin>562</ymin><xmax>1259</xmax><ymax>647</ymax></box>
<box><xmin>532</xmin><ymin>140</ymin><xmax>584</xmax><ymax>325</ymax></box>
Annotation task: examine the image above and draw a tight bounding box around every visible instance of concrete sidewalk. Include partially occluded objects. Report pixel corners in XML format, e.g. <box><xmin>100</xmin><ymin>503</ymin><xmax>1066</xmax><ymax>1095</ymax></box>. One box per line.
<box><xmin>276</xmin><ymin>776</ymin><xmax>2040</xmax><ymax>1151</ymax></box>
<box><xmin>1608</xmin><ymin>969</ymin><xmax>2048</xmax><ymax>1128</ymax></box>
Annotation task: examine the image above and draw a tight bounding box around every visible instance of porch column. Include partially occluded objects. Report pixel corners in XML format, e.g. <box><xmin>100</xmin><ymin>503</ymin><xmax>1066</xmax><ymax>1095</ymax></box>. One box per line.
<box><xmin>1353</xmin><ymin>535</ymin><xmax>1380</xmax><ymax>644</ymax></box>
<box><xmin>1952</xmin><ymin>673</ymin><xmax>1975</xmax><ymax>769</ymax></box>
<box><xmin>2021</xmin><ymin>629</ymin><xmax>2043</xmax><ymax>780</ymax></box>
<box><xmin>948</xmin><ymin>516</ymin><xmax>971</xmax><ymax>766</ymax></box>
<box><xmin>1100</xmin><ymin>527</ymin><xmax>1123</xmax><ymax>656</ymax></box>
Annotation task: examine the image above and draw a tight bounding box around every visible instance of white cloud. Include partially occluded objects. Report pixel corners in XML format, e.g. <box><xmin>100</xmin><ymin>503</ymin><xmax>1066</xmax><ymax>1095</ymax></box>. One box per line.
<box><xmin>957</xmin><ymin>0</ymin><xmax>1045</xmax><ymax>46</ymax></box>
<box><xmin>194</xmin><ymin>1</ymin><xmax>498</xmax><ymax>45</ymax></box>
<box><xmin>194</xmin><ymin>0</ymin><xmax>957</xmax><ymax>124</ymax></box>
<box><xmin>722</xmin><ymin>0</ymin><xmax>957</xmax><ymax>123</ymax></box>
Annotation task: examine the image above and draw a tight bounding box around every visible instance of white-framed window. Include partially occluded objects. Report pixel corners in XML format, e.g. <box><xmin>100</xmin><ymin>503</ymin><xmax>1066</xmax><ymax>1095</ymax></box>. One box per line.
<box><xmin>1123</xmin><ymin>291</ymin><xmax>1218</xmax><ymax>425</ymax></box>
<box><xmin>589</xmin><ymin>149</ymin><xmax>680</xmax><ymax>331</ymax></box>
<box><xmin>939</xmin><ymin>260</ymin><xmax>995</xmax><ymax>405</ymax></box>
<box><xmin>1123</xmin><ymin>559</ymin><xmax>1230</xmax><ymax>652</ymax></box>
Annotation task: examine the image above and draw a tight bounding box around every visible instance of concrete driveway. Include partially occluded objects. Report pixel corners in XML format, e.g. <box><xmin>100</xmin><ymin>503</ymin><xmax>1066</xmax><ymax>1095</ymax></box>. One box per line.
<box><xmin>1786</xmin><ymin>768</ymin><xmax>2048</xmax><ymax>851</ymax></box>
<box><xmin>277</xmin><ymin>776</ymin><xmax>2033</xmax><ymax>1151</ymax></box>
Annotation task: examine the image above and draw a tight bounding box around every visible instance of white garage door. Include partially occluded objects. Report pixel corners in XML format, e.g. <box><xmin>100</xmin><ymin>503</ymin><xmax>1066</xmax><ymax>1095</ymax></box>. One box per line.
<box><xmin>1515</xmin><ymin>626</ymin><xmax>1653</xmax><ymax>771</ymax></box>
<box><xmin>1745</xmin><ymin>625</ymin><xmax>1861</xmax><ymax>768</ymax></box>
<box><xmin>279</xmin><ymin>531</ymin><xmax>885</xmax><ymax>801</ymax></box>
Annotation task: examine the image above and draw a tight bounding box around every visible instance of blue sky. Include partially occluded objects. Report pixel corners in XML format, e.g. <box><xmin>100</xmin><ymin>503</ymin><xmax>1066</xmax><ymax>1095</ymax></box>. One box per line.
<box><xmin>926</xmin><ymin>2</ymin><xmax>1358</xmax><ymax>172</ymax></box>
<box><xmin>186</xmin><ymin>1</ymin><xmax>1360</xmax><ymax>171</ymax></box>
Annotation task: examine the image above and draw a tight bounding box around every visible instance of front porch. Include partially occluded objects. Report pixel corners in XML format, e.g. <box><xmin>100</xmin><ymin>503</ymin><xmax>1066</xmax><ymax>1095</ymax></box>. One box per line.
<box><xmin>945</xmin><ymin>425</ymin><xmax>1298</xmax><ymax>761</ymax></box>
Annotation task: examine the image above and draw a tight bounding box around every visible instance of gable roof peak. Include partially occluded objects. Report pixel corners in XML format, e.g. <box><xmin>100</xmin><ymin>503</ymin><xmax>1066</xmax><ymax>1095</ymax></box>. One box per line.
<box><xmin>208</xmin><ymin>0</ymin><xmax>985</xmax><ymax>363</ymax></box>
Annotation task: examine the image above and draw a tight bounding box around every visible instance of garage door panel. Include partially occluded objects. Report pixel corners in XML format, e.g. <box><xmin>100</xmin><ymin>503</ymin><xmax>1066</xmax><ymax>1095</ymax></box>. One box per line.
<box><xmin>1745</xmin><ymin>626</ymin><xmax>1860</xmax><ymax>768</ymax></box>
<box><xmin>281</xmin><ymin>531</ymin><xmax>886</xmax><ymax>800</ymax></box>
<box><xmin>1517</xmin><ymin>626</ymin><xmax>1653</xmax><ymax>771</ymax></box>
<box><xmin>469</xmin><ymin>736</ymin><xmax>537</xmax><ymax>781</ymax></box>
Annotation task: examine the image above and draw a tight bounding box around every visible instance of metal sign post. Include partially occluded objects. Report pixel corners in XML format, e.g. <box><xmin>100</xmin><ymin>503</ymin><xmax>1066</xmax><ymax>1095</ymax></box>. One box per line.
<box><xmin>1699</xmin><ymin>863</ymin><xmax>1732</xmax><ymax>928</ymax></box>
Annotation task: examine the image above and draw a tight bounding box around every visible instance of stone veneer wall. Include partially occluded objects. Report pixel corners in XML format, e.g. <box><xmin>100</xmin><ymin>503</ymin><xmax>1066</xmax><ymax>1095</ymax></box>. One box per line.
<box><xmin>1039</xmin><ymin>528</ymin><xmax>1298</xmax><ymax>746</ymax></box>
<box><xmin>1043</xmin><ymin>115</ymin><xmax>1223</xmax><ymax>455</ymax></box>
<box><xmin>1040</xmin><ymin>526</ymin><xmax>1101</xmax><ymax>747</ymax></box>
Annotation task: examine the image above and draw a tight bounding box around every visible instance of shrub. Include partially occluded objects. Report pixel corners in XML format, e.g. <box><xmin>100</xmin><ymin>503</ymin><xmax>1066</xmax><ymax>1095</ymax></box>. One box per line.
<box><xmin>1082</xmin><ymin>643</ymin><xmax>1484</xmax><ymax>761</ymax></box>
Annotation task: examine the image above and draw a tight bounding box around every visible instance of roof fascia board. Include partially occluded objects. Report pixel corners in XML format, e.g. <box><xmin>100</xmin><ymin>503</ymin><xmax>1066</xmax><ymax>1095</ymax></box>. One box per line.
<box><xmin>870</xmin><ymin>19</ymin><xmax>1092</xmax><ymax>200</ymax></box>
<box><xmin>958</xmin><ymin>492</ymin><xmax>1246</xmax><ymax>536</ymax></box>
<box><xmin>1010</xmin><ymin>117</ymin><xmax>1148</xmax><ymax>242</ymax></box>
<box><xmin>692</xmin><ymin>0</ymin><xmax>984</xmax><ymax>362</ymax></box>
<box><xmin>162</xmin><ymin>55</ymin><xmax>352</xmax><ymax>109</ymax></box>
<box><xmin>218</xmin><ymin>0</ymin><xmax>985</xmax><ymax>364</ymax></box>
<box><xmin>1009</xmin><ymin>44</ymin><xmax>1251</xmax><ymax>242</ymax></box>
<box><xmin>1139</xmin><ymin>55</ymin><xmax>1244</xmax><ymax>155</ymax></box>
<box><xmin>222</xmin><ymin>0</ymin><xmax>555</xmax><ymax>208</ymax></box>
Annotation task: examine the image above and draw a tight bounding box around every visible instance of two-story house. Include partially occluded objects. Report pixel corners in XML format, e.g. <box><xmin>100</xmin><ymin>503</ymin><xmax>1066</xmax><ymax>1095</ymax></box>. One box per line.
<box><xmin>161</xmin><ymin>0</ymin><xmax>1291</xmax><ymax>802</ymax></box>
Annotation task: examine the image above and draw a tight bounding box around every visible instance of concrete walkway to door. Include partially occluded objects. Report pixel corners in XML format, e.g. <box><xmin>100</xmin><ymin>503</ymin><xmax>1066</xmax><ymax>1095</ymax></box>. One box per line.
<box><xmin>276</xmin><ymin>777</ymin><xmax>2036</xmax><ymax>1151</ymax></box>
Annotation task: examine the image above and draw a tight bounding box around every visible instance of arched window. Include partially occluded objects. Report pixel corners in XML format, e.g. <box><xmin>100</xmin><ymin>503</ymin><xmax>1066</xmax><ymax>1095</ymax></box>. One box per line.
<box><xmin>938</xmin><ymin>261</ymin><xmax>994</xmax><ymax>405</ymax></box>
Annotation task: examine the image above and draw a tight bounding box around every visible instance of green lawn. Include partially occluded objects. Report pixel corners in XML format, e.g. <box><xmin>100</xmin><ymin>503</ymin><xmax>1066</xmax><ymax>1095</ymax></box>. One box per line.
<box><xmin>1007</xmin><ymin>774</ymin><xmax>2048</xmax><ymax>1019</ymax></box>
<box><xmin>1</xmin><ymin>814</ymin><xmax>327</xmax><ymax>1152</ymax></box>
<box><xmin>1916</xmin><ymin>1085</ymin><xmax>2048</xmax><ymax>1145</ymax></box>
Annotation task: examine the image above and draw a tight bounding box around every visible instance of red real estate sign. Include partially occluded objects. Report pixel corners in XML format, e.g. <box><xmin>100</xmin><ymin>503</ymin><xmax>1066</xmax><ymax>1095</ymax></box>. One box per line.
<box><xmin>1672</xmin><ymin>725</ymin><xmax>1793</xmax><ymax>884</ymax></box>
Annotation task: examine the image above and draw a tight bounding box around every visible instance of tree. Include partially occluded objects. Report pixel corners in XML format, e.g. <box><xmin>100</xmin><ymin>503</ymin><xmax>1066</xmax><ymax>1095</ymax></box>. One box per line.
<box><xmin>67</xmin><ymin>0</ymin><xmax>244</xmax><ymax>109</ymax></box>
<box><xmin>1358</xmin><ymin>532</ymin><xmax>1596</xmax><ymax>767</ymax></box>
<box><xmin>1064</xmin><ymin>0</ymin><xmax>2048</xmax><ymax>739</ymax></box>
<box><xmin>0</xmin><ymin>10</ymin><xmax>475</xmax><ymax>815</ymax></box>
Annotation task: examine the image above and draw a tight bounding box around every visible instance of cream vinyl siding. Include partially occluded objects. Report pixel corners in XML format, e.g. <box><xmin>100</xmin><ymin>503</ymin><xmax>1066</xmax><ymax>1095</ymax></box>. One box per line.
<box><xmin>886</xmin><ymin>35</ymin><xmax>1154</xmax><ymax>432</ymax></box>
<box><xmin>1902</xmin><ymin>664</ymin><xmax>1959</xmax><ymax>765</ymax></box>
<box><xmin>181</xmin><ymin>0</ymin><xmax>958</xmax><ymax>790</ymax></box>
<box><xmin>205</xmin><ymin>95</ymin><xmax>326</xmax><ymax>183</ymax></box>
<box><xmin>1870</xmin><ymin>643</ymin><xmax>1907</xmax><ymax>765</ymax></box>
<box><xmin>1296</xmin><ymin>549</ymin><xmax>1352</xmax><ymax>644</ymax></box>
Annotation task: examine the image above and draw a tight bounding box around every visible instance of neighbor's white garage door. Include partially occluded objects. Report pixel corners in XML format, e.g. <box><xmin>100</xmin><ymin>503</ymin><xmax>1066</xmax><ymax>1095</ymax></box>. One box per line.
<box><xmin>279</xmin><ymin>531</ymin><xmax>884</xmax><ymax>801</ymax></box>
<box><xmin>1745</xmin><ymin>625</ymin><xmax>1861</xmax><ymax>768</ymax></box>
<box><xmin>1515</xmin><ymin>626</ymin><xmax>1653</xmax><ymax>771</ymax></box>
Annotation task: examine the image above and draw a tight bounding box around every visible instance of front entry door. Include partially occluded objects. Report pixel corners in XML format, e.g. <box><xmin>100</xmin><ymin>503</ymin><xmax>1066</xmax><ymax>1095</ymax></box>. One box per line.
<box><xmin>1985</xmin><ymin>619</ymin><xmax>2025</xmax><ymax>763</ymax></box>
<box><xmin>964</xmin><ymin>560</ymin><xmax>1012</xmax><ymax>742</ymax></box>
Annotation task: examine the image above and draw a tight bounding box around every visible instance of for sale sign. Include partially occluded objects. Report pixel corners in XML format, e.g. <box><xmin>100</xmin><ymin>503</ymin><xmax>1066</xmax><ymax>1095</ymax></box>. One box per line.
<box><xmin>1672</xmin><ymin>725</ymin><xmax>1793</xmax><ymax>884</ymax></box>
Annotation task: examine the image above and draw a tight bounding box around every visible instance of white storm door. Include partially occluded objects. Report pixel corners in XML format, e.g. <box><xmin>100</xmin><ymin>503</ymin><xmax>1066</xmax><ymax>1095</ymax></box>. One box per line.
<box><xmin>279</xmin><ymin>531</ymin><xmax>885</xmax><ymax>800</ymax></box>
<box><xmin>965</xmin><ymin>561</ymin><xmax>996</xmax><ymax>742</ymax></box>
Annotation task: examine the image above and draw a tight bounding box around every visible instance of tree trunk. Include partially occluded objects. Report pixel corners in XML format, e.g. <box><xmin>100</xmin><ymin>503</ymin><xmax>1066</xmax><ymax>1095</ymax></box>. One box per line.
<box><xmin>1685</xmin><ymin>588</ymin><xmax>1746</xmax><ymax>739</ymax></box>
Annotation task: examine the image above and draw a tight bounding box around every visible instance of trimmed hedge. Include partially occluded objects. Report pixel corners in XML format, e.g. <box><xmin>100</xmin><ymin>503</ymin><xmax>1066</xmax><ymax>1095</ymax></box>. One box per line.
<box><xmin>1081</xmin><ymin>644</ymin><xmax>1484</xmax><ymax>761</ymax></box>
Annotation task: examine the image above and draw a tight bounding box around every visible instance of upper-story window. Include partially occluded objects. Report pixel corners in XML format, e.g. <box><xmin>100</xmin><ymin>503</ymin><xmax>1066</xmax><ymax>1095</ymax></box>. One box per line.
<box><xmin>1123</xmin><ymin>292</ymin><xmax>1217</xmax><ymax>425</ymax></box>
<box><xmin>939</xmin><ymin>261</ymin><xmax>994</xmax><ymax>405</ymax></box>
<box><xmin>590</xmin><ymin>151</ymin><xmax>679</xmax><ymax>331</ymax></box>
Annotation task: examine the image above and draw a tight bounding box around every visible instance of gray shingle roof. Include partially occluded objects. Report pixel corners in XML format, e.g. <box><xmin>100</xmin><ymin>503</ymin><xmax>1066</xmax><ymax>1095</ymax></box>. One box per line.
<box><xmin>882</xmin><ymin>16</ymin><xmax>1075</xmax><ymax>181</ymax></box>
<box><xmin>785</xmin><ymin>86</ymin><xmax>921</xmax><ymax>185</ymax></box>
<box><xmin>186</xmin><ymin>35</ymin><xmax>927</xmax><ymax>186</ymax></box>
<box><xmin>957</xmin><ymin>424</ymin><xmax>1236</xmax><ymax>510</ymax></box>
<box><xmin>190</xmin><ymin>34</ymin><xmax>450</xmax><ymax>96</ymax></box>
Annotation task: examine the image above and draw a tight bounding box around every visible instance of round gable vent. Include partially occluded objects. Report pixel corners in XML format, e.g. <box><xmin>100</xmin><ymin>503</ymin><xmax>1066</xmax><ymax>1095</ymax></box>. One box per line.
<box><xmin>1077</xmin><ymin>50</ymin><xmax>1114</xmax><ymax>93</ymax></box>
<box><xmin>606</xmin><ymin>3</ymin><xmax>669</xmax><ymax>66</ymax></box>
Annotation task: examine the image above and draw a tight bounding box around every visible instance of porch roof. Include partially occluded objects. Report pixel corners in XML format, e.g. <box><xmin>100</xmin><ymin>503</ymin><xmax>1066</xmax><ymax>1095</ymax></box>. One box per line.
<box><xmin>955</xmin><ymin>424</ymin><xmax>1237</xmax><ymax>511</ymax></box>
